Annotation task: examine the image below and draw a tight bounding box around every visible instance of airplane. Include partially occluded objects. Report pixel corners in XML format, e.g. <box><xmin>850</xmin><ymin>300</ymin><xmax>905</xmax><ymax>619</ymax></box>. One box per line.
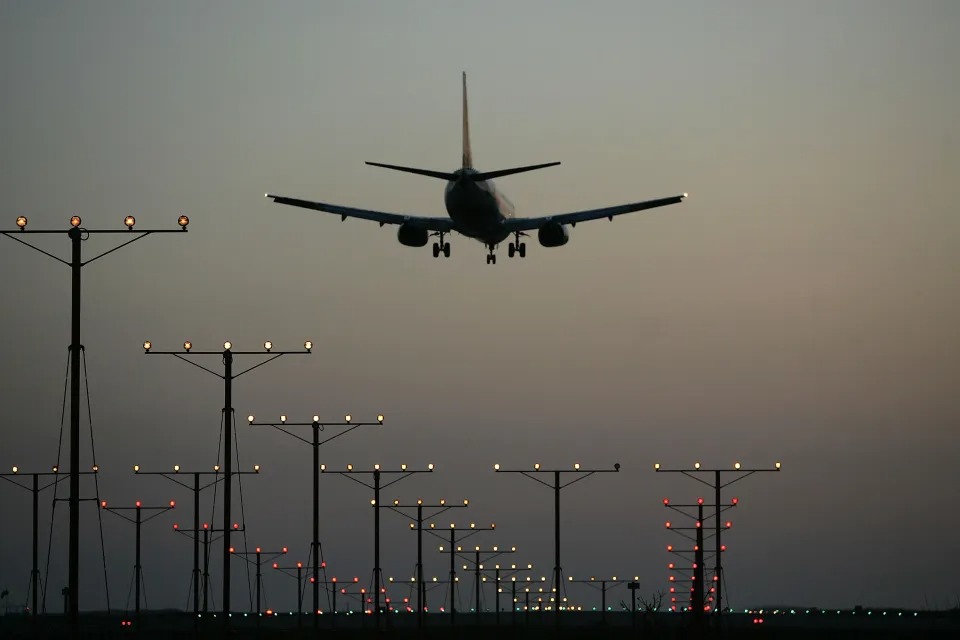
<box><xmin>266</xmin><ymin>73</ymin><xmax>687</xmax><ymax>264</ymax></box>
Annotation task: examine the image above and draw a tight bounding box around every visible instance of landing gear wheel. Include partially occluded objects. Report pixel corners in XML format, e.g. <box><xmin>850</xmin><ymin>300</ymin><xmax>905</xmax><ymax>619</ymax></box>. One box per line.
<box><xmin>518</xmin><ymin>242</ymin><xmax>526</xmax><ymax>258</ymax></box>
<box><xmin>508</xmin><ymin>244</ymin><xmax>516</xmax><ymax>258</ymax></box>
<box><xmin>432</xmin><ymin>242</ymin><xmax>440</xmax><ymax>258</ymax></box>
<box><xmin>443</xmin><ymin>242</ymin><xmax>451</xmax><ymax>258</ymax></box>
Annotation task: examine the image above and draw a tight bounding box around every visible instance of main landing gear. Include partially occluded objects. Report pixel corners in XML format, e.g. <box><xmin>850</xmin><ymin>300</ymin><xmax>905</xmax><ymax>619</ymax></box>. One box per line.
<box><xmin>507</xmin><ymin>231</ymin><xmax>527</xmax><ymax>258</ymax></box>
<box><xmin>432</xmin><ymin>232</ymin><xmax>451</xmax><ymax>258</ymax></box>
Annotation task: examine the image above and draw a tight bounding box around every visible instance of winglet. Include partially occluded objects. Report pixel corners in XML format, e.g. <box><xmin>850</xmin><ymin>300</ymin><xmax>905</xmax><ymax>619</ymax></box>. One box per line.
<box><xmin>462</xmin><ymin>71</ymin><xmax>472</xmax><ymax>170</ymax></box>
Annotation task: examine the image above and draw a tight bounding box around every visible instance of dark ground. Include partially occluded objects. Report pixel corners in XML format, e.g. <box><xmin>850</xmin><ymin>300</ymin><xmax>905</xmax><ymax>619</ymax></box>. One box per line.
<box><xmin>2</xmin><ymin>609</ymin><xmax>960</xmax><ymax>639</ymax></box>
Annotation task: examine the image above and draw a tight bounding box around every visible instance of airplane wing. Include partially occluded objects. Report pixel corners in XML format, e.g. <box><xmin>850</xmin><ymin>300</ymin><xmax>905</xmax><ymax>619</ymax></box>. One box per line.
<box><xmin>266</xmin><ymin>194</ymin><xmax>456</xmax><ymax>231</ymax></box>
<box><xmin>503</xmin><ymin>194</ymin><xmax>687</xmax><ymax>231</ymax></box>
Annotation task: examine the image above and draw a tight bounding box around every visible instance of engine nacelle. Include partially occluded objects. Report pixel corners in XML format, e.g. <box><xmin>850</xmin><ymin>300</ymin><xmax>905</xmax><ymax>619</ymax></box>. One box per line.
<box><xmin>537</xmin><ymin>221</ymin><xmax>570</xmax><ymax>247</ymax></box>
<box><xmin>397</xmin><ymin>224</ymin><xmax>429</xmax><ymax>247</ymax></box>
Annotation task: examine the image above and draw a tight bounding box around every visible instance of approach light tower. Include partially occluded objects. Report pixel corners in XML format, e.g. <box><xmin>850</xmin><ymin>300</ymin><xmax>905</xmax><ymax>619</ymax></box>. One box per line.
<box><xmin>655</xmin><ymin>461</ymin><xmax>781</xmax><ymax>616</ymax></box>
<box><xmin>383</xmin><ymin>498</ymin><xmax>470</xmax><ymax>628</ymax></box>
<box><xmin>248</xmin><ymin>413</ymin><xmax>383</xmax><ymax>624</ymax></box>
<box><xmin>134</xmin><ymin>463</ymin><xmax>261</xmax><ymax>617</ymax></box>
<box><xmin>1</xmin><ymin>214</ymin><xmax>188</xmax><ymax>624</ymax></box>
<box><xmin>143</xmin><ymin>340</ymin><xmax>311</xmax><ymax>618</ymax></box>
<box><xmin>494</xmin><ymin>462</ymin><xmax>620</xmax><ymax>624</ymax></box>
<box><xmin>321</xmin><ymin>463</ymin><xmax>435</xmax><ymax>627</ymax></box>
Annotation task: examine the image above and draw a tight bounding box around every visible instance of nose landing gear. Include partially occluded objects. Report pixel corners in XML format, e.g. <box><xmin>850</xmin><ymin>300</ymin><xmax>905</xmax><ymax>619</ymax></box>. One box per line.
<box><xmin>485</xmin><ymin>243</ymin><xmax>497</xmax><ymax>265</ymax></box>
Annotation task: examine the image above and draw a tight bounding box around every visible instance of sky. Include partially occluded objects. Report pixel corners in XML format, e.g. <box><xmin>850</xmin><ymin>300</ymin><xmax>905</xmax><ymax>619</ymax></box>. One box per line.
<box><xmin>1</xmin><ymin>0</ymin><xmax>958</xmax><ymax>615</ymax></box>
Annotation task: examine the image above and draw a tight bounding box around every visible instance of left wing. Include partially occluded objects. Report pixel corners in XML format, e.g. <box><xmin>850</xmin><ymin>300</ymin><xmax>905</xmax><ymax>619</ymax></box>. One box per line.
<box><xmin>266</xmin><ymin>194</ymin><xmax>456</xmax><ymax>231</ymax></box>
<box><xmin>503</xmin><ymin>193</ymin><xmax>687</xmax><ymax>231</ymax></box>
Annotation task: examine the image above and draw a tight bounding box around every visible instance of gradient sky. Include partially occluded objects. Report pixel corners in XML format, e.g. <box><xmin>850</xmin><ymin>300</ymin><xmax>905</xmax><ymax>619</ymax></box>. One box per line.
<box><xmin>1</xmin><ymin>0</ymin><xmax>958</xmax><ymax>613</ymax></box>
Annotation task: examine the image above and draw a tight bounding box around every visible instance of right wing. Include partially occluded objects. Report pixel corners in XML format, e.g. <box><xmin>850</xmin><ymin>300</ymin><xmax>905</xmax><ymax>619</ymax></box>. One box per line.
<box><xmin>266</xmin><ymin>194</ymin><xmax>456</xmax><ymax>231</ymax></box>
<box><xmin>504</xmin><ymin>194</ymin><xmax>687</xmax><ymax>231</ymax></box>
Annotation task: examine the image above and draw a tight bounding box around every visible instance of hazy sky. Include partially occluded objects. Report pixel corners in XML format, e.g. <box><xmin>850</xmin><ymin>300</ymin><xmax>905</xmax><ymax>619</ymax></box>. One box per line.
<box><xmin>1</xmin><ymin>0</ymin><xmax>958</xmax><ymax>614</ymax></box>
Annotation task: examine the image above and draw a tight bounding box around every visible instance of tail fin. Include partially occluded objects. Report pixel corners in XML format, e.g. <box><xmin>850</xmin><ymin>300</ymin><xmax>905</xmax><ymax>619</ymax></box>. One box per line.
<box><xmin>364</xmin><ymin>73</ymin><xmax>560</xmax><ymax>182</ymax></box>
<box><xmin>462</xmin><ymin>71</ymin><xmax>472</xmax><ymax>169</ymax></box>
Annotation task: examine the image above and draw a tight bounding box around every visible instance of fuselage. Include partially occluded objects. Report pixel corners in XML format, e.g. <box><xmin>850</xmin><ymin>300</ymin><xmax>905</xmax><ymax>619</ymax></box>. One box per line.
<box><xmin>444</xmin><ymin>168</ymin><xmax>513</xmax><ymax>245</ymax></box>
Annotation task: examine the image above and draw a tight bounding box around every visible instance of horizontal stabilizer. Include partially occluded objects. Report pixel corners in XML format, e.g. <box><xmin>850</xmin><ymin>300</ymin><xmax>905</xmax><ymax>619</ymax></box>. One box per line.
<box><xmin>365</xmin><ymin>162</ymin><xmax>457</xmax><ymax>181</ymax></box>
<box><xmin>469</xmin><ymin>161</ymin><xmax>560</xmax><ymax>181</ymax></box>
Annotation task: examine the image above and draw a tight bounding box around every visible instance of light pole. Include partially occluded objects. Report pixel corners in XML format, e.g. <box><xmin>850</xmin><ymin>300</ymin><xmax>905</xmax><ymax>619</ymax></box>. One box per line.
<box><xmin>143</xmin><ymin>464</ymin><xmax>261</xmax><ymax>616</ymax></box>
<box><xmin>494</xmin><ymin>461</ymin><xmax>620</xmax><ymax>624</ymax></box>
<box><xmin>100</xmin><ymin>499</ymin><xmax>176</xmax><ymax>624</ymax></box>
<box><xmin>383</xmin><ymin>498</ymin><xmax>469</xmax><ymax>628</ymax></box>
<box><xmin>430</xmin><ymin>522</ymin><xmax>495</xmax><ymax>625</ymax></box>
<box><xmin>566</xmin><ymin>576</ymin><xmax>636</xmax><ymax>626</ymax></box>
<box><xmin>489</xmin><ymin>563</ymin><xmax>532</xmax><ymax>625</ymax></box>
<box><xmin>248</xmin><ymin>413</ymin><xmax>383</xmax><ymax>624</ymax></box>
<box><xmin>450</xmin><ymin>544</ymin><xmax>517</xmax><ymax>622</ymax></box>
<box><xmin>321</xmin><ymin>463</ymin><xmax>434</xmax><ymax>628</ymax></box>
<box><xmin>654</xmin><ymin>460</ymin><xmax>781</xmax><ymax>617</ymax></box>
<box><xmin>2</xmin><ymin>214</ymin><xmax>188</xmax><ymax>625</ymax></box>
<box><xmin>662</xmin><ymin>496</ymin><xmax>720</xmax><ymax>615</ymax></box>
<box><xmin>143</xmin><ymin>340</ymin><xmax>311</xmax><ymax>618</ymax></box>
<box><xmin>0</xmin><ymin>465</ymin><xmax>97</xmax><ymax>617</ymax></box>
<box><xmin>229</xmin><ymin>546</ymin><xmax>288</xmax><ymax>616</ymax></box>
<box><xmin>272</xmin><ymin>560</ymin><xmax>307</xmax><ymax>627</ymax></box>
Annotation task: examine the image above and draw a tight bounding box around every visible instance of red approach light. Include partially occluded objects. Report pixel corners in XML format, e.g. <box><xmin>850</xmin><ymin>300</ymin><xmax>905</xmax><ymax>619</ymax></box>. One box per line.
<box><xmin>340</xmin><ymin>589</ymin><xmax>346</xmax><ymax>594</ymax></box>
<box><xmin>101</xmin><ymin>501</ymin><xmax>107</xmax><ymax>508</ymax></box>
<box><xmin>671</xmin><ymin>597</ymin><xmax>677</xmax><ymax>602</ymax></box>
<box><xmin>173</xmin><ymin>524</ymin><xmax>179</xmax><ymax>530</ymax></box>
<box><xmin>665</xmin><ymin>521</ymin><xmax>671</xmax><ymax>528</ymax></box>
<box><xmin>662</xmin><ymin>498</ymin><xmax>670</xmax><ymax>505</ymax></box>
<box><xmin>229</xmin><ymin>547</ymin><xmax>236</xmax><ymax>553</ymax></box>
<box><xmin>704</xmin><ymin>605</ymin><xmax>711</xmax><ymax>612</ymax></box>
<box><xmin>668</xmin><ymin>563</ymin><xmax>675</xmax><ymax>569</ymax></box>
<box><xmin>725</xmin><ymin>521</ymin><xmax>732</xmax><ymax>528</ymax></box>
<box><xmin>353</xmin><ymin>577</ymin><xmax>359</xmax><ymax>583</ymax></box>
<box><xmin>282</xmin><ymin>547</ymin><xmax>288</xmax><ymax>553</ymax></box>
<box><xmin>671</xmin><ymin>605</ymin><xmax>677</xmax><ymax>612</ymax></box>
<box><xmin>692</xmin><ymin>563</ymin><xmax>698</xmax><ymax>569</ymax></box>
<box><xmin>697</xmin><ymin>497</ymin><xmax>704</xmax><ymax>505</ymax></box>
<box><xmin>135</xmin><ymin>501</ymin><xmax>141</xmax><ymax>508</ymax></box>
<box><xmin>272</xmin><ymin>562</ymin><xmax>280</xmax><ymax>569</ymax></box>
<box><xmin>297</xmin><ymin>562</ymin><xmax>302</xmax><ymax>569</ymax></box>
<box><xmin>669</xmin><ymin>576</ymin><xmax>675</xmax><ymax>582</ymax></box>
<box><xmin>321</xmin><ymin>561</ymin><xmax>326</xmax><ymax>568</ymax></box>
<box><xmin>310</xmin><ymin>577</ymin><xmax>316</xmax><ymax>583</ymax></box>
<box><xmin>731</xmin><ymin>497</ymin><xmax>739</xmax><ymax>505</ymax></box>
<box><xmin>721</xmin><ymin>545</ymin><xmax>727</xmax><ymax>552</ymax></box>
<box><xmin>233</xmin><ymin>523</ymin><xmax>240</xmax><ymax>529</ymax></box>
<box><xmin>709</xmin><ymin>587</ymin><xmax>716</xmax><ymax>593</ymax></box>
<box><xmin>256</xmin><ymin>547</ymin><xmax>262</xmax><ymax>554</ymax></box>
<box><xmin>696</xmin><ymin>521</ymin><xmax>702</xmax><ymax>528</ymax></box>
<box><xmin>669</xmin><ymin>587</ymin><xmax>676</xmax><ymax>593</ymax></box>
<box><xmin>169</xmin><ymin>500</ymin><xmax>176</xmax><ymax>507</ymax></box>
<box><xmin>694</xmin><ymin>545</ymin><xmax>700</xmax><ymax>551</ymax></box>
<box><xmin>203</xmin><ymin>523</ymin><xmax>209</xmax><ymax>530</ymax></box>
<box><xmin>667</xmin><ymin>545</ymin><xmax>674</xmax><ymax>552</ymax></box>
<box><xmin>403</xmin><ymin>598</ymin><xmax>409</xmax><ymax>603</ymax></box>
<box><xmin>331</xmin><ymin>576</ymin><xmax>336</xmax><ymax>582</ymax></box>
<box><xmin>265</xmin><ymin>609</ymin><xmax>273</xmax><ymax>616</ymax></box>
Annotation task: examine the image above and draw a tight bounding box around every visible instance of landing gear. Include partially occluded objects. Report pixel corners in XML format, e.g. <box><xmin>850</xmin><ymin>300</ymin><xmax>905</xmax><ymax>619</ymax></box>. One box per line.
<box><xmin>508</xmin><ymin>232</ymin><xmax>527</xmax><ymax>258</ymax></box>
<box><xmin>486</xmin><ymin>244</ymin><xmax>497</xmax><ymax>265</ymax></box>
<box><xmin>431</xmin><ymin>232</ymin><xmax>451</xmax><ymax>258</ymax></box>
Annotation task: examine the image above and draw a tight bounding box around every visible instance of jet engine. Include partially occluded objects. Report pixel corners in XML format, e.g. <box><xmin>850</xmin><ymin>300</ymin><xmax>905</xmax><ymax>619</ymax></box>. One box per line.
<box><xmin>397</xmin><ymin>224</ymin><xmax>429</xmax><ymax>247</ymax></box>
<box><xmin>537</xmin><ymin>221</ymin><xmax>570</xmax><ymax>247</ymax></box>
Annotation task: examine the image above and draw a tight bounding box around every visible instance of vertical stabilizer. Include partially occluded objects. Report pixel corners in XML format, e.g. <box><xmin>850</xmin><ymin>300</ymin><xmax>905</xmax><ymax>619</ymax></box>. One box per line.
<box><xmin>462</xmin><ymin>71</ymin><xmax>473</xmax><ymax>169</ymax></box>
